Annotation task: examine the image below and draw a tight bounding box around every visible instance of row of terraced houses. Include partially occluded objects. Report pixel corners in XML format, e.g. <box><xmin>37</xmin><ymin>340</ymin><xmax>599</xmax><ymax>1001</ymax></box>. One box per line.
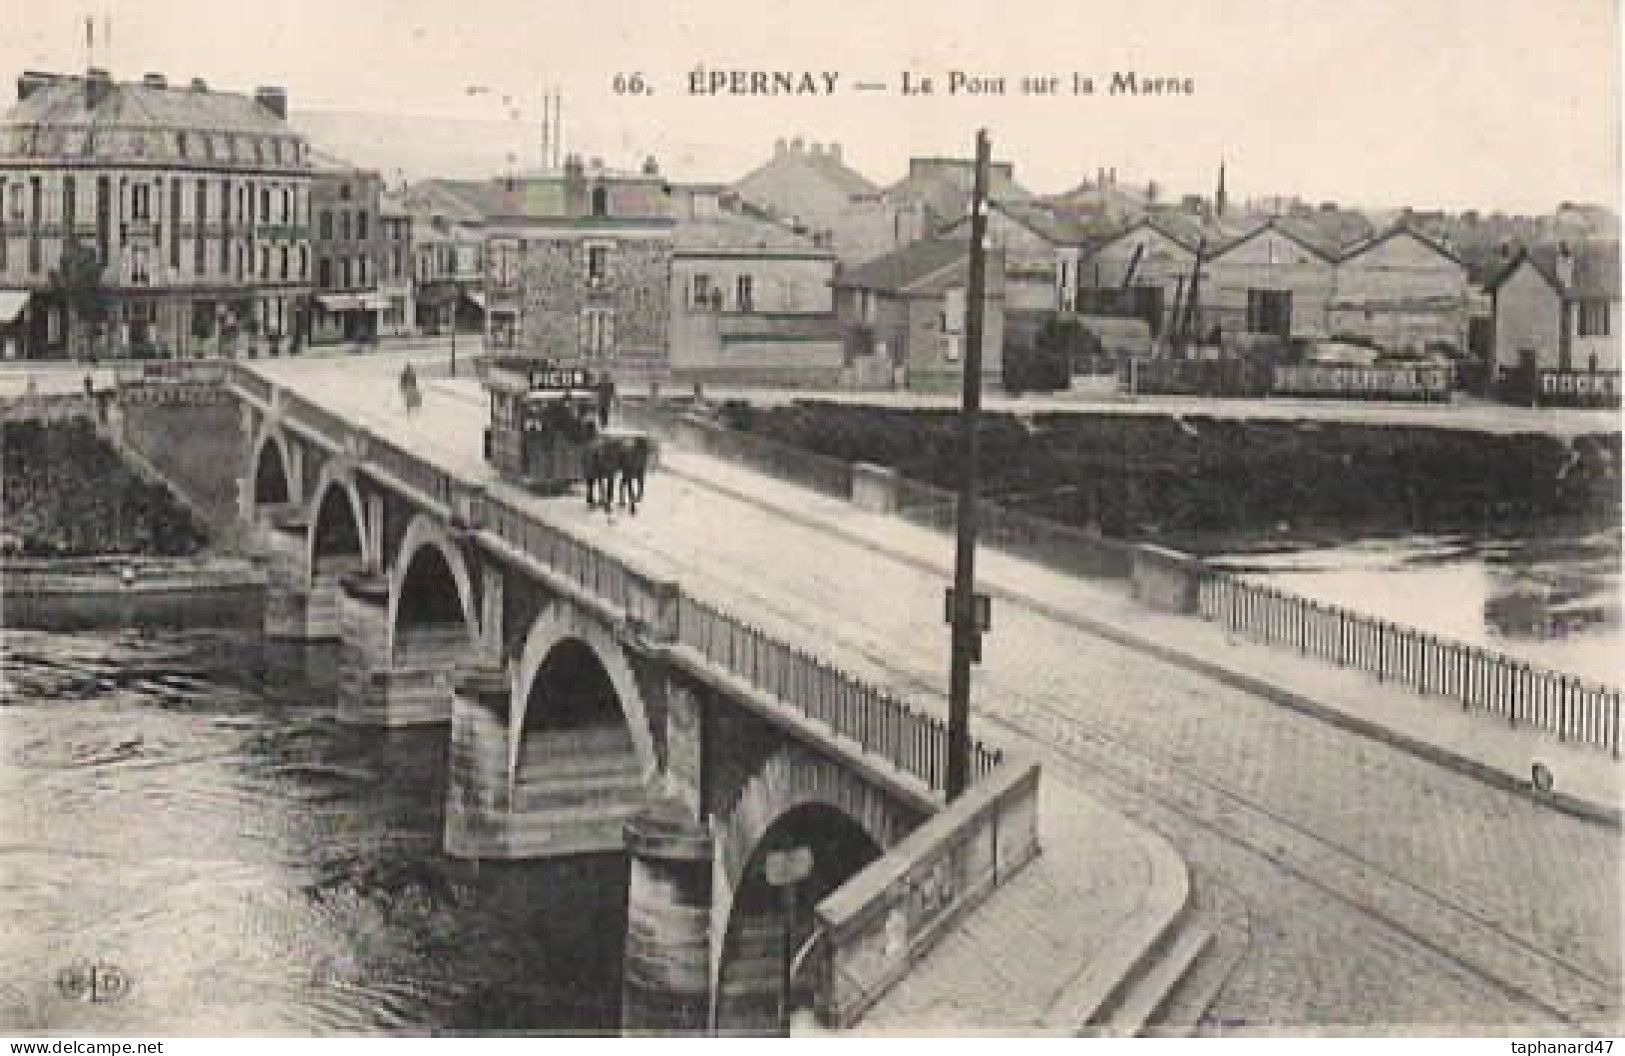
<box><xmin>1</xmin><ymin>69</ymin><xmax>1616</xmax><ymax>401</ymax></box>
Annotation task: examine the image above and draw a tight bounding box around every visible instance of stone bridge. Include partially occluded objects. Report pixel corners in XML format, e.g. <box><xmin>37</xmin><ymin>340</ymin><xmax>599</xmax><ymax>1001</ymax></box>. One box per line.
<box><xmin>219</xmin><ymin>365</ymin><xmax>1033</xmax><ymax>1034</ymax></box>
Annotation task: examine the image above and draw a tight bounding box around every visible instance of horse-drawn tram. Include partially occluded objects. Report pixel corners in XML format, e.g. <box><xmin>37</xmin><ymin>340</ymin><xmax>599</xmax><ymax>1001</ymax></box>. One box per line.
<box><xmin>481</xmin><ymin>356</ymin><xmax>655</xmax><ymax>511</ymax></box>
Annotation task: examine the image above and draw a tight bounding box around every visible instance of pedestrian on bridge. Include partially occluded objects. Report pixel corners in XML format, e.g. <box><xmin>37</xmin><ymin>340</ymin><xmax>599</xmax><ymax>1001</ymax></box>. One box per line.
<box><xmin>400</xmin><ymin>363</ymin><xmax>421</xmax><ymax>415</ymax></box>
<box><xmin>595</xmin><ymin>372</ymin><xmax>616</xmax><ymax>428</ymax></box>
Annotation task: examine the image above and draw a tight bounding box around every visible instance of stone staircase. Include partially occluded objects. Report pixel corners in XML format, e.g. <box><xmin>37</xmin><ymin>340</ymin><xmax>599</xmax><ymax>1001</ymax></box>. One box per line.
<box><xmin>1083</xmin><ymin>872</ymin><xmax>1250</xmax><ymax>1038</ymax></box>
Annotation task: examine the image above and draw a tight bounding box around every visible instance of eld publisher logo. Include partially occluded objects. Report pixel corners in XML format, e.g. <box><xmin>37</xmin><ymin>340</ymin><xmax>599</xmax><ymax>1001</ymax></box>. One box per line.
<box><xmin>55</xmin><ymin>963</ymin><xmax>131</xmax><ymax>1004</ymax></box>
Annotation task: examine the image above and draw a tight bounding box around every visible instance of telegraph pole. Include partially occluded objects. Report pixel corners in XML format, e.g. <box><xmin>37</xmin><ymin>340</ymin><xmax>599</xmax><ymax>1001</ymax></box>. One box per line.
<box><xmin>946</xmin><ymin>129</ymin><xmax>992</xmax><ymax>801</ymax></box>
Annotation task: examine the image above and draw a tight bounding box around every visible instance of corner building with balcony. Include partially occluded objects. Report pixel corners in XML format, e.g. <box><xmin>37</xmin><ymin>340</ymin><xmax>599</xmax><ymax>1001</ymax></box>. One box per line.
<box><xmin>481</xmin><ymin>155</ymin><xmax>674</xmax><ymax>383</ymax></box>
<box><xmin>0</xmin><ymin>68</ymin><xmax>312</xmax><ymax>359</ymax></box>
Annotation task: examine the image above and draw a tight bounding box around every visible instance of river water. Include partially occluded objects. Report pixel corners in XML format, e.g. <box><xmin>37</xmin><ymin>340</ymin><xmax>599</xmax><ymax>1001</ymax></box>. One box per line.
<box><xmin>0</xmin><ymin>630</ymin><xmax>626</xmax><ymax>1036</ymax></box>
<box><xmin>1207</xmin><ymin>528</ymin><xmax>1623</xmax><ymax>687</ymax></box>
<box><xmin>2</xmin><ymin>530</ymin><xmax>1617</xmax><ymax>1036</ymax></box>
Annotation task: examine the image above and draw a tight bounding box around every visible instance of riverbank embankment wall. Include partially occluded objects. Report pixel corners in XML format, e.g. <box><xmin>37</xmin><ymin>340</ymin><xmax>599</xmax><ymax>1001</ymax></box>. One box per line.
<box><xmin>112</xmin><ymin>384</ymin><xmax>244</xmax><ymax>531</ymax></box>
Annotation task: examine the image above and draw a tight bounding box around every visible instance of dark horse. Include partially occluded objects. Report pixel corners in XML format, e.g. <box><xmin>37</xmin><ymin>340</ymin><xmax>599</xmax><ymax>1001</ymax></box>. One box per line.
<box><xmin>583</xmin><ymin>431</ymin><xmax>653</xmax><ymax>515</ymax></box>
<box><xmin>583</xmin><ymin>426</ymin><xmax>617</xmax><ymax>514</ymax></box>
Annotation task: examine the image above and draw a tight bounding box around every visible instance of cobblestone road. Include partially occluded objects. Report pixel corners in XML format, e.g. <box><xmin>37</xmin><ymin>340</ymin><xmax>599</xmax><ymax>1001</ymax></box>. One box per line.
<box><xmin>259</xmin><ymin>361</ymin><xmax>1623</xmax><ymax>1031</ymax></box>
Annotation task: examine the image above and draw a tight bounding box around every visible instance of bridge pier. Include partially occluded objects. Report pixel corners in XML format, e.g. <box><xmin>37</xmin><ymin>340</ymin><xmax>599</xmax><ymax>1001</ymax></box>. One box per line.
<box><xmin>445</xmin><ymin>665</ymin><xmax>518</xmax><ymax>858</ymax></box>
<box><xmin>309</xmin><ymin>556</ymin><xmax>365</xmax><ymax>642</ymax></box>
<box><xmin>335</xmin><ymin>573</ymin><xmax>457</xmax><ymax>726</ymax></box>
<box><xmin>714</xmin><ymin>883</ymin><xmax>794</xmax><ymax>1034</ymax></box>
<box><xmin>262</xmin><ymin>509</ymin><xmax>315</xmax><ymax>641</ymax></box>
<box><xmin>622</xmin><ymin>802</ymin><xmax>715</xmax><ymax>1035</ymax></box>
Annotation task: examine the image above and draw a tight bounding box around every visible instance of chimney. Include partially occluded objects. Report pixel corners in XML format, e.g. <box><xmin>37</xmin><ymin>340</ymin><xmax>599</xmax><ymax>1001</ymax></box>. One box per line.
<box><xmin>254</xmin><ymin>86</ymin><xmax>288</xmax><ymax>120</ymax></box>
<box><xmin>563</xmin><ymin>153</ymin><xmax>587</xmax><ymax>214</ymax></box>
<box><xmin>189</xmin><ymin>77</ymin><xmax>208</xmax><ymax>92</ymax></box>
<box><xmin>774</xmin><ymin>137</ymin><xmax>787</xmax><ymax>157</ymax></box>
<box><xmin>790</xmin><ymin>136</ymin><xmax>804</xmax><ymax>154</ymax></box>
<box><xmin>1109</xmin><ymin>167</ymin><xmax>1116</xmax><ymax>187</ymax></box>
<box><xmin>85</xmin><ymin>68</ymin><xmax>113</xmax><ymax>109</ymax></box>
<box><xmin>141</xmin><ymin>73</ymin><xmax>167</xmax><ymax>89</ymax></box>
<box><xmin>1555</xmin><ymin>243</ymin><xmax>1575</xmax><ymax>290</ymax></box>
<box><xmin>642</xmin><ymin>155</ymin><xmax>659</xmax><ymax>176</ymax></box>
<box><xmin>810</xmin><ymin>142</ymin><xmax>823</xmax><ymax>156</ymax></box>
<box><xmin>16</xmin><ymin>71</ymin><xmax>56</xmax><ymax>102</ymax></box>
<box><xmin>829</xmin><ymin>142</ymin><xmax>842</xmax><ymax>162</ymax></box>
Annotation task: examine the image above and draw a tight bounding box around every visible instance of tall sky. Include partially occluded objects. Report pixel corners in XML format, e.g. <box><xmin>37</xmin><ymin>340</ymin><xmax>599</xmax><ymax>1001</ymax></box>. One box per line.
<box><xmin>1</xmin><ymin>0</ymin><xmax>1618</xmax><ymax>213</ymax></box>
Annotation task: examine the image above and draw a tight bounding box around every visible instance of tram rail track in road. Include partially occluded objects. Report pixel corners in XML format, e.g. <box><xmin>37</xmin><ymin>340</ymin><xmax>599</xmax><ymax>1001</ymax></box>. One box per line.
<box><xmin>609</xmin><ymin>535</ymin><xmax>1619</xmax><ymax>1031</ymax></box>
<box><xmin>980</xmin><ymin>700</ymin><xmax>1619</xmax><ymax>1032</ymax></box>
<box><xmin>325</xmin><ymin>374</ymin><xmax>1620</xmax><ymax>1030</ymax></box>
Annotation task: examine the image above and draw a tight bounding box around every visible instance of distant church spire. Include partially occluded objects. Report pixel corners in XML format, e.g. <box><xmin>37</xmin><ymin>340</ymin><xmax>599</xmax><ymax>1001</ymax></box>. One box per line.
<box><xmin>1215</xmin><ymin>158</ymin><xmax>1228</xmax><ymax>218</ymax></box>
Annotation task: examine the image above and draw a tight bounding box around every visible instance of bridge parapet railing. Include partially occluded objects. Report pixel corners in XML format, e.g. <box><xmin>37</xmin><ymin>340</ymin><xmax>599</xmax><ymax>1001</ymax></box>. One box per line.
<box><xmin>221</xmin><ymin>377</ymin><xmax>1005</xmax><ymax>788</ymax></box>
<box><xmin>278</xmin><ymin>389</ymin><xmax>353</xmax><ymax>452</ymax></box>
<box><xmin>477</xmin><ymin>491</ymin><xmax>662</xmax><ymax>623</ymax></box>
<box><xmin>677</xmin><ymin>594</ymin><xmax>1002</xmax><ymax>794</ymax></box>
<box><xmin>1198</xmin><ymin>569</ymin><xmax>1622</xmax><ymax>757</ymax></box>
<box><xmin>114</xmin><ymin>359</ymin><xmax>232</xmax><ymax>388</ymax></box>
<box><xmin>225</xmin><ymin>363</ymin><xmax>274</xmax><ymax>405</ymax></box>
<box><xmin>368</xmin><ymin>431</ymin><xmax>458</xmax><ymax>511</ymax></box>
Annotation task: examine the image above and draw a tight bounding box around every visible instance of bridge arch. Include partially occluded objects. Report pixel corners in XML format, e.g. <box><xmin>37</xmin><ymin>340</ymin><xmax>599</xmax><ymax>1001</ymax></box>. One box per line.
<box><xmin>387</xmin><ymin>514</ymin><xmax>478</xmax><ymax>664</ymax></box>
<box><xmin>713</xmin><ymin>765</ymin><xmax>887</xmax><ymax>1034</ymax></box>
<box><xmin>307</xmin><ymin>464</ymin><xmax>371</xmax><ymax>582</ymax></box>
<box><xmin>248</xmin><ymin>426</ymin><xmax>295</xmax><ymax>515</ymax></box>
<box><xmin>510</xmin><ymin>604</ymin><xmax>658</xmax><ymax>796</ymax></box>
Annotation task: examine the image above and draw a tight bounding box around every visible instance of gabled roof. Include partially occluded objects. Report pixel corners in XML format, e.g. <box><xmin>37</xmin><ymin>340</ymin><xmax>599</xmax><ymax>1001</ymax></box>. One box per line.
<box><xmin>937</xmin><ymin>199</ymin><xmax>1100</xmax><ymax>246</ymax></box>
<box><xmin>1208</xmin><ymin>217</ymin><xmax>1340</xmax><ymax>263</ymax></box>
<box><xmin>1087</xmin><ymin>214</ymin><xmax>1211</xmax><ymax>256</ymax></box>
<box><xmin>1338</xmin><ymin>223</ymin><xmax>1463</xmax><ymax>266</ymax></box>
<box><xmin>1487</xmin><ymin>242</ymin><xmax>1621</xmax><ymax>300</ymax></box>
<box><xmin>733</xmin><ymin>144</ymin><xmax>879</xmax><ymax>200</ymax></box>
<box><xmin>1267</xmin><ymin>214</ymin><xmax>1370</xmax><ymax>259</ymax></box>
<box><xmin>832</xmin><ymin>237</ymin><xmax>969</xmax><ymax>292</ymax></box>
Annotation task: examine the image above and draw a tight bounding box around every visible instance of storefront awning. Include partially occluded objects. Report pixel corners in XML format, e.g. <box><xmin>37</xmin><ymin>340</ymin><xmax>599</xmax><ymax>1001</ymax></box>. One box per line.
<box><xmin>358</xmin><ymin>294</ymin><xmax>390</xmax><ymax>312</ymax></box>
<box><xmin>463</xmin><ymin>290</ymin><xmax>486</xmax><ymax>310</ymax></box>
<box><xmin>0</xmin><ymin>289</ymin><xmax>30</xmax><ymax>324</ymax></box>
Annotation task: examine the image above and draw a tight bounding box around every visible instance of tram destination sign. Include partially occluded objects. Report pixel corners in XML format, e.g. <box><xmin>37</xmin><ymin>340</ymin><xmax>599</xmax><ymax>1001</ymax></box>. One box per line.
<box><xmin>528</xmin><ymin>365</ymin><xmax>595</xmax><ymax>391</ymax></box>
